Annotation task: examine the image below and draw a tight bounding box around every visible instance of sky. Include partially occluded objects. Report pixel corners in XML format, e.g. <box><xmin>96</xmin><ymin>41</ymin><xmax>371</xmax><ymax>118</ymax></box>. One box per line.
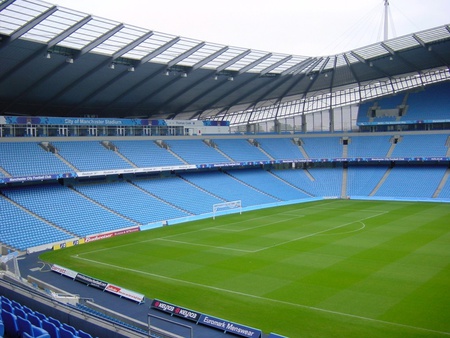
<box><xmin>52</xmin><ymin>0</ymin><xmax>450</xmax><ymax>56</ymax></box>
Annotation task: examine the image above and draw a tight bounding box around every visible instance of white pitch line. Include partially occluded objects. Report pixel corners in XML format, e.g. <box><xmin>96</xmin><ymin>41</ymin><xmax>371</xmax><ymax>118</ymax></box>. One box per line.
<box><xmin>252</xmin><ymin>211</ymin><xmax>387</xmax><ymax>253</ymax></box>
<box><xmin>156</xmin><ymin>238</ymin><xmax>254</xmax><ymax>253</ymax></box>
<box><xmin>73</xmin><ymin>255</ymin><xmax>450</xmax><ymax>336</ymax></box>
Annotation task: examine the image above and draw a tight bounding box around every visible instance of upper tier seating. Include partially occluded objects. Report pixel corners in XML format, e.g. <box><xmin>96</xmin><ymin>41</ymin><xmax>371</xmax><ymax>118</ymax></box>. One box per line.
<box><xmin>347</xmin><ymin>136</ymin><xmax>391</xmax><ymax>158</ymax></box>
<box><xmin>113</xmin><ymin>140</ymin><xmax>184</xmax><ymax>167</ymax></box>
<box><xmin>0</xmin><ymin>142</ymin><xmax>72</xmax><ymax>177</ymax></box>
<box><xmin>213</xmin><ymin>139</ymin><xmax>270</xmax><ymax>162</ymax></box>
<box><xmin>52</xmin><ymin>141</ymin><xmax>132</xmax><ymax>171</ymax></box>
<box><xmin>402</xmin><ymin>82</ymin><xmax>450</xmax><ymax>122</ymax></box>
<box><xmin>301</xmin><ymin>137</ymin><xmax>343</xmax><ymax>159</ymax></box>
<box><xmin>255</xmin><ymin>138</ymin><xmax>305</xmax><ymax>160</ymax></box>
<box><xmin>164</xmin><ymin>139</ymin><xmax>230</xmax><ymax>164</ymax></box>
<box><xmin>390</xmin><ymin>134</ymin><xmax>449</xmax><ymax>157</ymax></box>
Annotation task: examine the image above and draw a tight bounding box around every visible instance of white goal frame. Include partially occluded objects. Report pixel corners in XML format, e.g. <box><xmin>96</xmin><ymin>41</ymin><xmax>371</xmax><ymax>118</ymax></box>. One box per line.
<box><xmin>212</xmin><ymin>200</ymin><xmax>242</xmax><ymax>219</ymax></box>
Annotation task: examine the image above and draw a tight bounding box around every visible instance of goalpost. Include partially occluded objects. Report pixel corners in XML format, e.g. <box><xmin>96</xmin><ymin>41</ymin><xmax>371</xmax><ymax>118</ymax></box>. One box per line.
<box><xmin>212</xmin><ymin>200</ymin><xmax>242</xmax><ymax>219</ymax></box>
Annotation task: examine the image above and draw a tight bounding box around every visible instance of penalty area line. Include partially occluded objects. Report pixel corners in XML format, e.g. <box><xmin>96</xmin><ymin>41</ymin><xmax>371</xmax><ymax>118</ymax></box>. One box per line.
<box><xmin>72</xmin><ymin>255</ymin><xmax>449</xmax><ymax>336</ymax></box>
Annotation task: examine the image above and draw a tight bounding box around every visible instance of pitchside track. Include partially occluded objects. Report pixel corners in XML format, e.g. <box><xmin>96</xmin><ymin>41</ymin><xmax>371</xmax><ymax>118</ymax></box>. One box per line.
<box><xmin>40</xmin><ymin>200</ymin><xmax>450</xmax><ymax>337</ymax></box>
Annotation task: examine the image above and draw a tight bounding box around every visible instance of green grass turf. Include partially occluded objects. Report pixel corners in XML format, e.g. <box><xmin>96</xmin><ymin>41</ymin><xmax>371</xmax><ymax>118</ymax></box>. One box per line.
<box><xmin>40</xmin><ymin>200</ymin><xmax>450</xmax><ymax>337</ymax></box>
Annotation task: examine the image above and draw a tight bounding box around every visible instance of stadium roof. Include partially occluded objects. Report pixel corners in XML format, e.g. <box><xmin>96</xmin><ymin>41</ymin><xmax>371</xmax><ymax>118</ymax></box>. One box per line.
<box><xmin>0</xmin><ymin>0</ymin><xmax>449</xmax><ymax>123</ymax></box>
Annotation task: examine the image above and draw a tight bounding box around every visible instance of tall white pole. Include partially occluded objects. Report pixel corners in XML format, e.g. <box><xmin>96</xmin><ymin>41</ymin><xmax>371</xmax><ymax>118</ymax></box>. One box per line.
<box><xmin>384</xmin><ymin>0</ymin><xmax>389</xmax><ymax>41</ymax></box>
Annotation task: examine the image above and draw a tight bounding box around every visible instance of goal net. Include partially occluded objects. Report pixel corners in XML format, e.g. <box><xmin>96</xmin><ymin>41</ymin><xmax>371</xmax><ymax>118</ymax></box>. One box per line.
<box><xmin>212</xmin><ymin>200</ymin><xmax>242</xmax><ymax>219</ymax></box>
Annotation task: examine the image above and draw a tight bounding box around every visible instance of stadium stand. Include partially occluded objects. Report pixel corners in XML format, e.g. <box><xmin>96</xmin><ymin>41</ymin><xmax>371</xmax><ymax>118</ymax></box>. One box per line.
<box><xmin>1</xmin><ymin>295</ymin><xmax>94</xmax><ymax>338</ymax></box>
<box><xmin>227</xmin><ymin>169</ymin><xmax>311</xmax><ymax>200</ymax></box>
<box><xmin>180</xmin><ymin>170</ymin><xmax>278</xmax><ymax>207</ymax></box>
<box><xmin>112</xmin><ymin>140</ymin><xmax>185</xmax><ymax>167</ymax></box>
<box><xmin>52</xmin><ymin>141</ymin><xmax>132</xmax><ymax>171</ymax></box>
<box><xmin>390</xmin><ymin>134</ymin><xmax>449</xmax><ymax>157</ymax></box>
<box><xmin>346</xmin><ymin>165</ymin><xmax>388</xmax><ymax>197</ymax></box>
<box><xmin>0</xmin><ymin>195</ymin><xmax>71</xmax><ymax>251</ymax></box>
<box><xmin>74</xmin><ymin>180</ymin><xmax>190</xmax><ymax>224</ymax></box>
<box><xmin>374</xmin><ymin>165</ymin><xmax>447</xmax><ymax>198</ymax></box>
<box><xmin>300</xmin><ymin>137</ymin><xmax>343</xmax><ymax>159</ymax></box>
<box><xmin>346</xmin><ymin>136</ymin><xmax>392</xmax><ymax>158</ymax></box>
<box><xmin>132</xmin><ymin>176</ymin><xmax>224</xmax><ymax>215</ymax></box>
<box><xmin>164</xmin><ymin>139</ymin><xmax>231</xmax><ymax>164</ymax></box>
<box><xmin>213</xmin><ymin>139</ymin><xmax>271</xmax><ymax>162</ymax></box>
<box><xmin>0</xmin><ymin>142</ymin><xmax>73</xmax><ymax>177</ymax></box>
<box><xmin>255</xmin><ymin>138</ymin><xmax>305</xmax><ymax>160</ymax></box>
<box><xmin>1</xmin><ymin>184</ymin><xmax>137</xmax><ymax>238</ymax></box>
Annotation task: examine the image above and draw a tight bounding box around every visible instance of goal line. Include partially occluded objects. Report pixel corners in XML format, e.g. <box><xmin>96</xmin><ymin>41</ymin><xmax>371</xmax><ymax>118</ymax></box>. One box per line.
<box><xmin>212</xmin><ymin>200</ymin><xmax>242</xmax><ymax>220</ymax></box>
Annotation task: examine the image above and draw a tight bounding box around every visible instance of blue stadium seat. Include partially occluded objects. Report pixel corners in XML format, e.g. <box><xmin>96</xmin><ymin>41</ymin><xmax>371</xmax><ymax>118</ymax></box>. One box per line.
<box><xmin>42</xmin><ymin>319</ymin><xmax>60</xmax><ymax>338</ymax></box>
<box><xmin>1</xmin><ymin>309</ymin><xmax>19</xmax><ymax>338</ymax></box>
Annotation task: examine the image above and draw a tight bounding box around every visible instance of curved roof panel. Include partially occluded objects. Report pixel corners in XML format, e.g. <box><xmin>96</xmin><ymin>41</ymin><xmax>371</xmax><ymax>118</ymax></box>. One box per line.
<box><xmin>0</xmin><ymin>0</ymin><xmax>449</xmax><ymax>122</ymax></box>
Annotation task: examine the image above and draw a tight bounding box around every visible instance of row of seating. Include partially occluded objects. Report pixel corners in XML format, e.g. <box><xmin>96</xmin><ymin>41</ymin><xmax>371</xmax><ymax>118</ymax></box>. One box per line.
<box><xmin>1</xmin><ymin>295</ymin><xmax>94</xmax><ymax>338</ymax></box>
<box><xmin>1</xmin><ymin>164</ymin><xmax>449</xmax><ymax>251</ymax></box>
<box><xmin>1</xmin><ymin>134</ymin><xmax>449</xmax><ymax>177</ymax></box>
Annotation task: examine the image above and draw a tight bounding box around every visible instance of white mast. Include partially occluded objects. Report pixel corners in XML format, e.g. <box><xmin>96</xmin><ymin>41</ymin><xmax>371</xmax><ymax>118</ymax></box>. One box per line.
<box><xmin>383</xmin><ymin>0</ymin><xmax>390</xmax><ymax>41</ymax></box>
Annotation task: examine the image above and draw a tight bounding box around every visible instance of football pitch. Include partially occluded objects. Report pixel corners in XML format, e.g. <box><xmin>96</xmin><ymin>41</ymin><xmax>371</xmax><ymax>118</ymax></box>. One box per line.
<box><xmin>40</xmin><ymin>199</ymin><xmax>450</xmax><ymax>337</ymax></box>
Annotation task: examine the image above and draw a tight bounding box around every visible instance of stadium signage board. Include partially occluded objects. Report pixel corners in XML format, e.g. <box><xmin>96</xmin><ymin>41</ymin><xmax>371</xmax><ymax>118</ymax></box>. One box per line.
<box><xmin>105</xmin><ymin>284</ymin><xmax>145</xmax><ymax>303</ymax></box>
<box><xmin>198</xmin><ymin>314</ymin><xmax>261</xmax><ymax>338</ymax></box>
<box><xmin>51</xmin><ymin>264</ymin><xmax>78</xmax><ymax>279</ymax></box>
<box><xmin>75</xmin><ymin>273</ymin><xmax>108</xmax><ymax>290</ymax></box>
<box><xmin>151</xmin><ymin>299</ymin><xmax>200</xmax><ymax>322</ymax></box>
<box><xmin>84</xmin><ymin>227</ymin><xmax>140</xmax><ymax>242</ymax></box>
<box><xmin>51</xmin><ymin>264</ymin><xmax>145</xmax><ymax>303</ymax></box>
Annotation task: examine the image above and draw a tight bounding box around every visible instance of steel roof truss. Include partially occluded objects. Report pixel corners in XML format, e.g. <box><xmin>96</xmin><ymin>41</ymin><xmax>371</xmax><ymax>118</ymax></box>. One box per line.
<box><xmin>77</xmin><ymin>23</ymin><xmax>124</xmax><ymax>57</ymax></box>
<box><xmin>112</xmin><ymin>31</ymin><xmax>154</xmax><ymax>59</ymax></box>
<box><xmin>48</xmin><ymin>15</ymin><xmax>92</xmax><ymax>49</ymax></box>
<box><xmin>139</xmin><ymin>37</ymin><xmax>181</xmax><ymax>65</ymax></box>
<box><xmin>238</xmin><ymin>53</ymin><xmax>272</xmax><ymax>74</ymax></box>
<box><xmin>7</xmin><ymin>5</ymin><xmax>57</xmax><ymax>42</ymax></box>
<box><xmin>0</xmin><ymin>0</ymin><xmax>15</xmax><ymax>12</ymax></box>
<box><xmin>192</xmin><ymin>46</ymin><xmax>228</xmax><ymax>70</ymax></box>
<box><xmin>215</xmin><ymin>49</ymin><xmax>251</xmax><ymax>73</ymax></box>
<box><xmin>167</xmin><ymin>41</ymin><xmax>206</xmax><ymax>68</ymax></box>
<box><xmin>260</xmin><ymin>55</ymin><xmax>292</xmax><ymax>75</ymax></box>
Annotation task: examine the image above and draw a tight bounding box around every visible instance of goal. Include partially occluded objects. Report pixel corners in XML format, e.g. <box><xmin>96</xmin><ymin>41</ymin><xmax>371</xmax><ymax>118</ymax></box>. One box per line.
<box><xmin>212</xmin><ymin>200</ymin><xmax>242</xmax><ymax>219</ymax></box>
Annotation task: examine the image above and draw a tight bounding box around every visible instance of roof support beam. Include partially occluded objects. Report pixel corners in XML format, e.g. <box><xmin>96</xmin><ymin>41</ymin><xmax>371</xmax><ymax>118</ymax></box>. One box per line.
<box><xmin>167</xmin><ymin>42</ymin><xmax>206</xmax><ymax>68</ymax></box>
<box><xmin>76</xmin><ymin>23</ymin><xmax>124</xmax><ymax>57</ymax></box>
<box><xmin>112</xmin><ymin>31</ymin><xmax>154</xmax><ymax>59</ymax></box>
<box><xmin>343</xmin><ymin>53</ymin><xmax>361</xmax><ymax>84</ymax></box>
<box><xmin>215</xmin><ymin>49</ymin><xmax>251</xmax><ymax>73</ymax></box>
<box><xmin>139</xmin><ymin>37</ymin><xmax>181</xmax><ymax>65</ymax></box>
<box><xmin>0</xmin><ymin>5</ymin><xmax>57</xmax><ymax>48</ymax></box>
<box><xmin>260</xmin><ymin>55</ymin><xmax>292</xmax><ymax>75</ymax></box>
<box><xmin>192</xmin><ymin>46</ymin><xmax>228</xmax><ymax>70</ymax></box>
<box><xmin>48</xmin><ymin>16</ymin><xmax>93</xmax><ymax>49</ymax></box>
<box><xmin>237</xmin><ymin>53</ymin><xmax>272</xmax><ymax>74</ymax></box>
<box><xmin>0</xmin><ymin>0</ymin><xmax>14</xmax><ymax>11</ymax></box>
<box><xmin>281</xmin><ymin>57</ymin><xmax>315</xmax><ymax>76</ymax></box>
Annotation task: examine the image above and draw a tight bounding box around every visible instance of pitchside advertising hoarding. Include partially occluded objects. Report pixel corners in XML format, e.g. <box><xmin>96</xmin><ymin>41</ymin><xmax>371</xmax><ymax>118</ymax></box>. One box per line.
<box><xmin>51</xmin><ymin>264</ymin><xmax>145</xmax><ymax>303</ymax></box>
<box><xmin>151</xmin><ymin>299</ymin><xmax>262</xmax><ymax>338</ymax></box>
<box><xmin>151</xmin><ymin>299</ymin><xmax>200</xmax><ymax>322</ymax></box>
